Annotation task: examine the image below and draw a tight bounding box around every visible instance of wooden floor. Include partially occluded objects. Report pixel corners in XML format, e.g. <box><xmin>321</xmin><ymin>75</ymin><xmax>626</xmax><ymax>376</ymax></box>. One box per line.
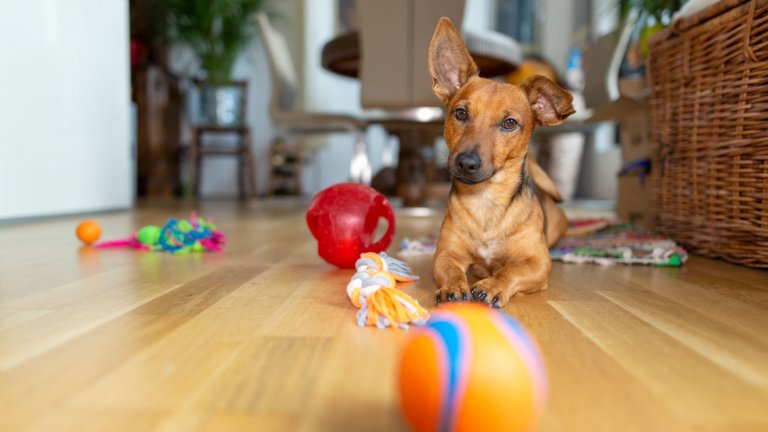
<box><xmin>1</xmin><ymin>199</ymin><xmax>767</xmax><ymax>432</ymax></box>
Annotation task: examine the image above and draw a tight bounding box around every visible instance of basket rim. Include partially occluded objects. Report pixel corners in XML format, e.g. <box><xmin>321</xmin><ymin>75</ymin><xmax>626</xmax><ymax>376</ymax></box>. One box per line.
<box><xmin>649</xmin><ymin>0</ymin><xmax>765</xmax><ymax>45</ymax></box>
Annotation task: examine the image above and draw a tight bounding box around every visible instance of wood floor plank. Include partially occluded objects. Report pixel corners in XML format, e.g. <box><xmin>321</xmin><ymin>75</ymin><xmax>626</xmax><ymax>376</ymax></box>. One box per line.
<box><xmin>297</xmin><ymin>327</ymin><xmax>410</xmax><ymax>432</ymax></box>
<box><xmin>551</xmin><ymin>300</ymin><xmax>768</xmax><ymax>429</ymax></box>
<box><xmin>0</xmin><ymin>308</ymin><xmax>52</xmax><ymax>329</ymax></box>
<box><xmin>546</xmin><ymin>261</ymin><xmax>630</xmax><ymax>301</ymax></box>
<box><xmin>66</xmin><ymin>266</ymin><xmax>267</xmax><ymax>411</ymax></box>
<box><xmin>68</xmin><ymin>244</ymin><xmax>323</xmax><ymax>414</ymax></box>
<box><xmin>0</xmin><ymin>216</ymin><xmax>146</xmax><ymax>299</ymax></box>
<box><xmin>0</xmin><ymin>315</ymin><xmax>184</xmax><ymax>432</ymax></box>
<box><xmin>665</xmin><ymin>260</ymin><xmax>768</xmax><ymax>309</ymax></box>
<box><xmin>0</xmin><ymin>291</ymin><xmax>178</xmax><ymax>371</ymax></box>
<box><xmin>192</xmin><ymin>337</ymin><xmax>333</xmax><ymax>414</ymax></box>
<box><xmin>598</xmin><ymin>288</ymin><xmax>768</xmax><ymax>390</ymax></box>
<box><xmin>511</xmin><ymin>300</ymin><xmax>692</xmax><ymax>432</ymax></box>
<box><xmin>602</xmin><ymin>268</ymin><xmax>768</xmax><ymax>339</ymax></box>
<box><xmin>685</xmin><ymin>256</ymin><xmax>768</xmax><ymax>292</ymax></box>
<box><xmin>0</xmin><ymin>265</ymin><xmax>262</xmax><ymax>431</ymax></box>
<box><xmin>155</xmin><ymin>411</ymin><xmax>297</xmax><ymax>432</ymax></box>
<box><xmin>26</xmin><ymin>407</ymin><xmax>165</xmax><ymax>432</ymax></box>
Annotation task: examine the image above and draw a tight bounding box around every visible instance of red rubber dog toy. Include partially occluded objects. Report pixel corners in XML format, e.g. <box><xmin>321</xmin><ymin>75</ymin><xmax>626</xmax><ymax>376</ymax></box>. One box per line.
<box><xmin>306</xmin><ymin>183</ymin><xmax>395</xmax><ymax>268</ymax></box>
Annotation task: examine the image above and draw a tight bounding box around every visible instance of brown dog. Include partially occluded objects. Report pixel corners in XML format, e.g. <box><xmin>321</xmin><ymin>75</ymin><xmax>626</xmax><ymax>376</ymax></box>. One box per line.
<box><xmin>430</xmin><ymin>18</ymin><xmax>575</xmax><ymax>308</ymax></box>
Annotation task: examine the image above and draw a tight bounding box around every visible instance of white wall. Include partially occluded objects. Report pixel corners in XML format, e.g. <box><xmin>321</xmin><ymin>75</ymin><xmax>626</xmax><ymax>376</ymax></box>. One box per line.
<box><xmin>538</xmin><ymin>0</ymin><xmax>578</xmax><ymax>73</ymax></box>
<box><xmin>0</xmin><ymin>0</ymin><xmax>132</xmax><ymax>220</ymax></box>
<box><xmin>464</xmin><ymin>0</ymin><xmax>494</xmax><ymax>32</ymax></box>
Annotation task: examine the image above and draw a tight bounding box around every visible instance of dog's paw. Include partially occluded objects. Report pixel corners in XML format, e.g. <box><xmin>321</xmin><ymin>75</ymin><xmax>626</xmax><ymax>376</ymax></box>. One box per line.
<box><xmin>470</xmin><ymin>278</ymin><xmax>512</xmax><ymax>308</ymax></box>
<box><xmin>435</xmin><ymin>280</ymin><xmax>471</xmax><ymax>305</ymax></box>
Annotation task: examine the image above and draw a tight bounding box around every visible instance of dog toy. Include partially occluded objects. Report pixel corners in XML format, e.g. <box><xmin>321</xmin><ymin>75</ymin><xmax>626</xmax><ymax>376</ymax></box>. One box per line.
<box><xmin>398</xmin><ymin>304</ymin><xmax>548</xmax><ymax>432</ymax></box>
<box><xmin>399</xmin><ymin>234</ymin><xmax>439</xmax><ymax>257</ymax></box>
<box><xmin>76</xmin><ymin>220</ymin><xmax>102</xmax><ymax>245</ymax></box>
<box><xmin>95</xmin><ymin>212</ymin><xmax>225</xmax><ymax>254</ymax></box>
<box><xmin>307</xmin><ymin>183</ymin><xmax>395</xmax><ymax>269</ymax></box>
<box><xmin>346</xmin><ymin>252</ymin><xmax>428</xmax><ymax>329</ymax></box>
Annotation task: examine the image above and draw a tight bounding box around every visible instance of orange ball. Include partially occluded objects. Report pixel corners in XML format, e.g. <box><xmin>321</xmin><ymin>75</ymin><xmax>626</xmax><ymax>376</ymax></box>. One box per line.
<box><xmin>398</xmin><ymin>303</ymin><xmax>548</xmax><ymax>432</ymax></box>
<box><xmin>76</xmin><ymin>220</ymin><xmax>102</xmax><ymax>245</ymax></box>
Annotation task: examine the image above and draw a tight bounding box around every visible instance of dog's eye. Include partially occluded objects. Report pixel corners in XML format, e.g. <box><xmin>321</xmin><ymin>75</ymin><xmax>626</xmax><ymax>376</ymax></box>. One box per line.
<box><xmin>501</xmin><ymin>118</ymin><xmax>518</xmax><ymax>130</ymax></box>
<box><xmin>454</xmin><ymin>108</ymin><xmax>468</xmax><ymax>121</ymax></box>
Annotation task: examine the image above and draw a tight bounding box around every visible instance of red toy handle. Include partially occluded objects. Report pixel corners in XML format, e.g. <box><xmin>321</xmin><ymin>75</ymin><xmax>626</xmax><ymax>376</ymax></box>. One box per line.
<box><xmin>367</xmin><ymin>195</ymin><xmax>396</xmax><ymax>253</ymax></box>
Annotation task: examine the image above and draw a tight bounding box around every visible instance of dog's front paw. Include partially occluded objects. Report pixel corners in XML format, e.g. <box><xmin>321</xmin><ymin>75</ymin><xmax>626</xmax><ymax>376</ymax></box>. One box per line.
<box><xmin>435</xmin><ymin>279</ymin><xmax>472</xmax><ymax>305</ymax></box>
<box><xmin>470</xmin><ymin>278</ymin><xmax>511</xmax><ymax>308</ymax></box>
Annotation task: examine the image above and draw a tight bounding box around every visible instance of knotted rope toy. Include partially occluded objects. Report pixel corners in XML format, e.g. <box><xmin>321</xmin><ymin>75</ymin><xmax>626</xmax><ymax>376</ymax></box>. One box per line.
<box><xmin>346</xmin><ymin>252</ymin><xmax>429</xmax><ymax>329</ymax></box>
<box><xmin>95</xmin><ymin>212</ymin><xmax>226</xmax><ymax>254</ymax></box>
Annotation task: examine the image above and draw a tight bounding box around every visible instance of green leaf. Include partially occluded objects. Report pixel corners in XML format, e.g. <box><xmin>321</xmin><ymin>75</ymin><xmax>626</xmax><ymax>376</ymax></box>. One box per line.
<box><xmin>163</xmin><ymin>0</ymin><xmax>272</xmax><ymax>83</ymax></box>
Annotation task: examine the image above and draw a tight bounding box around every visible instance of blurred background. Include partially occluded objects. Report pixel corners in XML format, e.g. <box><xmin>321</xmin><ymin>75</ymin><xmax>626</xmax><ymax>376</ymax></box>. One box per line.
<box><xmin>0</xmin><ymin>0</ymin><xmax>676</xmax><ymax>222</ymax></box>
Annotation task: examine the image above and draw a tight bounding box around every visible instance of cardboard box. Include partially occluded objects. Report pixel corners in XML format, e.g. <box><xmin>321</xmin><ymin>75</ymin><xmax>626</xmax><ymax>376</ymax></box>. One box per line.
<box><xmin>618</xmin><ymin>103</ymin><xmax>653</xmax><ymax>163</ymax></box>
<box><xmin>588</xmin><ymin>77</ymin><xmax>652</xmax><ymax>164</ymax></box>
<box><xmin>617</xmin><ymin>78</ymin><xmax>652</xmax><ymax>163</ymax></box>
<box><xmin>617</xmin><ymin>174</ymin><xmax>651</xmax><ymax>228</ymax></box>
<box><xmin>619</xmin><ymin>76</ymin><xmax>650</xmax><ymax>100</ymax></box>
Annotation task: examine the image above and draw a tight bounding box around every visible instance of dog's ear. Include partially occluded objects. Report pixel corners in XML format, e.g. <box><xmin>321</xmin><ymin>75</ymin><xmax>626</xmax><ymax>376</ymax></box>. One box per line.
<box><xmin>429</xmin><ymin>17</ymin><xmax>479</xmax><ymax>105</ymax></box>
<box><xmin>520</xmin><ymin>75</ymin><xmax>576</xmax><ymax>126</ymax></box>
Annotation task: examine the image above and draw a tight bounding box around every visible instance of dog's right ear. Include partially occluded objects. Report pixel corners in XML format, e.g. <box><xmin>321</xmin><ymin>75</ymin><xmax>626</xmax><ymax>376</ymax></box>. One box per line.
<box><xmin>429</xmin><ymin>17</ymin><xmax>479</xmax><ymax>105</ymax></box>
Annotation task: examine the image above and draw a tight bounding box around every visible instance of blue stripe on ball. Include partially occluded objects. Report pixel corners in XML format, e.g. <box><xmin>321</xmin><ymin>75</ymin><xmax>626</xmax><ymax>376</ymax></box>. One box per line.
<box><xmin>429</xmin><ymin>316</ymin><xmax>473</xmax><ymax>432</ymax></box>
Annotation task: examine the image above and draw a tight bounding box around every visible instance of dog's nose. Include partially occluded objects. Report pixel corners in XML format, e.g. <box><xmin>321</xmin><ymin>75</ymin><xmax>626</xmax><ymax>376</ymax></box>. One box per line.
<box><xmin>455</xmin><ymin>151</ymin><xmax>481</xmax><ymax>175</ymax></box>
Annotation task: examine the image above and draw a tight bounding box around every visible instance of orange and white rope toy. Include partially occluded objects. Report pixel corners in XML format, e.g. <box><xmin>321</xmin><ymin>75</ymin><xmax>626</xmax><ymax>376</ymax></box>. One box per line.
<box><xmin>346</xmin><ymin>252</ymin><xmax>429</xmax><ymax>329</ymax></box>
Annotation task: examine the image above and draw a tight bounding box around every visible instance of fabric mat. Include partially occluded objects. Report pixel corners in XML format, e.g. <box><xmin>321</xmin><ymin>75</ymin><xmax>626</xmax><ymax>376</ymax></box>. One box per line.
<box><xmin>399</xmin><ymin>219</ymin><xmax>688</xmax><ymax>267</ymax></box>
<box><xmin>552</xmin><ymin>220</ymin><xmax>688</xmax><ymax>266</ymax></box>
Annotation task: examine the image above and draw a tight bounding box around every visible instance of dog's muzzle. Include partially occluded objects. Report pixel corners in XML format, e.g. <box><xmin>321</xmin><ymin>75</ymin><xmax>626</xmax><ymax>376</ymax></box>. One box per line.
<box><xmin>450</xmin><ymin>150</ymin><xmax>493</xmax><ymax>184</ymax></box>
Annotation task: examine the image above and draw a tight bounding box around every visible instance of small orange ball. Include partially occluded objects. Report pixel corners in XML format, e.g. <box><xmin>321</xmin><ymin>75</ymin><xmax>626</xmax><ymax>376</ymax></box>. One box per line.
<box><xmin>76</xmin><ymin>220</ymin><xmax>102</xmax><ymax>245</ymax></box>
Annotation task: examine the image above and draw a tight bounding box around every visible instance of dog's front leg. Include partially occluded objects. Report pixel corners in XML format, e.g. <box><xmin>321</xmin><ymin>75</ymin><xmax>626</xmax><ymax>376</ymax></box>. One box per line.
<box><xmin>434</xmin><ymin>252</ymin><xmax>472</xmax><ymax>304</ymax></box>
<box><xmin>471</xmin><ymin>256</ymin><xmax>551</xmax><ymax>307</ymax></box>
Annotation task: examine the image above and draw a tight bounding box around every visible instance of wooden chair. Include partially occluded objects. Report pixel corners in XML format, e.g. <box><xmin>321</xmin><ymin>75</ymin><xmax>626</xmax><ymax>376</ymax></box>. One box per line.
<box><xmin>255</xmin><ymin>13</ymin><xmax>371</xmax><ymax>185</ymax></box>
<box><xmin>188</xmin><ymin>80</ymin><xmax>257</xmax><ymax>199</ymax></box>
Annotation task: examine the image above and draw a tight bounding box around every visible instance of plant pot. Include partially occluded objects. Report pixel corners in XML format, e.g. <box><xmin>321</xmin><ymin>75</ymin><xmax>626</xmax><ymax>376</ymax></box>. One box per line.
<box><xmin>200</xmin><ymin>85</ymin><xmax>244</xmax><ymax>126</ymax></box>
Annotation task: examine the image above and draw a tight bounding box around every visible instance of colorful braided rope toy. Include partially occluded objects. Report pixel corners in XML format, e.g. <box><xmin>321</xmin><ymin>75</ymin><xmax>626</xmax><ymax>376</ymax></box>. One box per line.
<box><xmin>95</xmin><ymin>212</ymin><xmax>225</xmax><ymax>254</ymax></box>
<box><xmin>346</xmin><ymin>252</ymin><xmax>429</xmax><ymax>329</ymax></box>
<box><xmin>398</xmin><ymin>303</ymin><xmax>548</xmax><ymax>432</ymax></box>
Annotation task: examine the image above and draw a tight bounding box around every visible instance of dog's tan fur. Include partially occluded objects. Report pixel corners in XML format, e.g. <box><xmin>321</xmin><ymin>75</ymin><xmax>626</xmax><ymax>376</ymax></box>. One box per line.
<box><xmin>430</xmin><ymin>18</ymin><xmax>575</xmax><ymax>307</ymax></box>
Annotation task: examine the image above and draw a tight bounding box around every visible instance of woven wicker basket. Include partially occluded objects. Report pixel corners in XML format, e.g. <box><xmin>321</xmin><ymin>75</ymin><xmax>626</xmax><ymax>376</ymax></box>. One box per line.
<box><xmin>647</xmin><ymin>0</ymin><xmax>768</xmax><ymax>268</ymax></box>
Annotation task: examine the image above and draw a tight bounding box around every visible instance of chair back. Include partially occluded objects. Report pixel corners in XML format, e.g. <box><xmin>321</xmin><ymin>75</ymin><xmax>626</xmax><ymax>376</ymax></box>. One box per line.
<box><xmin>357</xmin><ymin>0</ymin><xmax>465</xmax><ymax>109</ymax></box>
<box><xmin>256</xmin><ymin>13</ymin><xmax>299</xmax><ymax>117</ymax></box>
<box><xmin>582</xmin><ymin>11</ymin><xmax>638</xmax><ymax>110</ymax></box>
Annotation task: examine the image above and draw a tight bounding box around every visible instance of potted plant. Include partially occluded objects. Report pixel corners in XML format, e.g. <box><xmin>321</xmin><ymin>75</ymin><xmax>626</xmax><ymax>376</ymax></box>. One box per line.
<box><xmin>621</xmin><ymin>0</ymin><xmax>687</xmax><ymax>55</ymax></box>
<box><xmin>165</xmin><ymin>0</ymin><xmax>269</xmax><ymax>125</ymax></box>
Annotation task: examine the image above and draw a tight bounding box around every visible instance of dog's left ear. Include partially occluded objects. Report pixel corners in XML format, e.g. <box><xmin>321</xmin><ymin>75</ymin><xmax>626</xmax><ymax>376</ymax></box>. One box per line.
<box><xmin>520</xmin><ymin>75</ymin><xmax>576</xmax><ymax>126</ymax></box>
<box><xmin>429</xmin><ymin>17</ymin><xmax>479</xmax><ymax>105</ymax></box>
